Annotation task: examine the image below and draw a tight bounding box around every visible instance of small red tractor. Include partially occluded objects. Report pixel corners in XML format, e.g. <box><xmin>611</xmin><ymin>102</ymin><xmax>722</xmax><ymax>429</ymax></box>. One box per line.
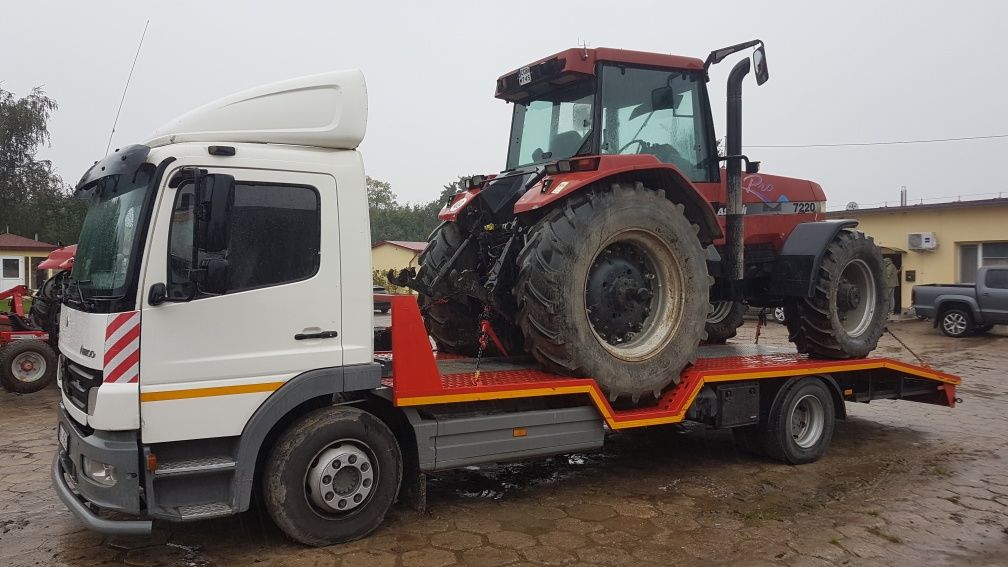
<box><xmin>396</xmin><ymin>41</ymin><xmax>892</xmax><ymax>403</ymax></box>
<box><xmin>0</xmin><ymin>245</ymin><xmax>74</xmax><ymax>393</ymax></box>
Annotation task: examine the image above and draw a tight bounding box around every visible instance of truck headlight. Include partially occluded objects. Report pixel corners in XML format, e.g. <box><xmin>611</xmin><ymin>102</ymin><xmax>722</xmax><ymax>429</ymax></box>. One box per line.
<box><xmin>82</xmin><ymin>456</ymin><xmax>117</xmax><ymax>486</ymax></box>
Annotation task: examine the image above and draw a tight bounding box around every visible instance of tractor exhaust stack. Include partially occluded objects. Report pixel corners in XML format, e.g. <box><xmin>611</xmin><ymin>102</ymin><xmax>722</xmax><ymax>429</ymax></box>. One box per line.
<box><xmin>725</xmin><ymin>57</ymin><xmax>751</xmax><ymax>288</ymax></box>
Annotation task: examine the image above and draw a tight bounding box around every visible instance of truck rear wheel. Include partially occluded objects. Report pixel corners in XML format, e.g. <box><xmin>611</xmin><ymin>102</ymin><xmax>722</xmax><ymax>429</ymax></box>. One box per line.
<box><xmin>263</xmin><ymin>406</ymin><xmax>402</xmax><ymax>546</ymax></box>
<box><xmin>515</xmin><ymin>183</ymin><xmax>710</xmax><ymax>401</ymax></box>
<box><xmin>705</xmin><ymin>301</ymin><xmax>747</xmax><ymax>343</ymax></box>
<box><xmin>785</xmin><ymin>230</ymin><xmax>891</xmax><ymax>359</ymax></box>
<box><xmin>417</xmin><ymin>222</ymin><xmax>519</xmax><ymax>356</ymax></box>
<box><xmin>0</xmin><ymin>340</ymin><xmax>58</xmax><ymax>394</ymax></box>
<box><xmin>939</xmin><ymin>308</ymin><xmax>973</xmax><ymax>338</ymax></box>
<box><xmin>734</xmin><ymin>378</ymin><xmax>835</xmax><ymax>464</ymax></box>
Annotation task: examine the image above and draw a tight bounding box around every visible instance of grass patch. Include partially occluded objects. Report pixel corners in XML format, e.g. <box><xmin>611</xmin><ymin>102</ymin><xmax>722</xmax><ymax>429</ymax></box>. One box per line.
<box><xmin>867</xmin><ymin>526</ymin><xmax>902</xmax><ymax>544</ymax></box>
<box><xmin>829</xmin><ymin>539</ymin><xmax>843</xmax><ymax>548</ymax></box>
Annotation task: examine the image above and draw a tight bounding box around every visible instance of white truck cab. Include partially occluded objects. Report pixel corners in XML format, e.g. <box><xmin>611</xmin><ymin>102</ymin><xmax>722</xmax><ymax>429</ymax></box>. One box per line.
<box><xmin>54</xmin><ymin>70</ymin><xmax>380</xmax><ymax>536</ymax></box>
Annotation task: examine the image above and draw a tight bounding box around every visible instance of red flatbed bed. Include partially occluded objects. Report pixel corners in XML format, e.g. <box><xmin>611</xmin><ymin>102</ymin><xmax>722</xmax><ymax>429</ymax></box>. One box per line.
<box><xmin>376</xmin><ymin>295</ymin><xmax>959</xmax><ymax>431</ymax></box>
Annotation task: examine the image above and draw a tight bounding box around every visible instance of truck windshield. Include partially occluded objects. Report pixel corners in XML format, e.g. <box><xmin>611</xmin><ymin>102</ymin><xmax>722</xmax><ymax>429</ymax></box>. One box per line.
<box><xmin>70</xmin><ymin>162</ymin><xmax>157</xmax><ymax>311</ymax></box>
<box><xmin>505</xmin><ymin>79</ymin><xmax>594</xmax><ymax>170</ymax></box>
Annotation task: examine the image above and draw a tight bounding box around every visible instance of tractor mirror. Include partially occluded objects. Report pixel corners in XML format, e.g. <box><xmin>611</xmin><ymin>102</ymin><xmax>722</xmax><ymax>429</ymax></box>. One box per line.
<box><xmin>628</xmin><ymin>87</ymin><xmax>683</xmax><ymax>121</ymax></box>
<box><xmin>203</xmin><ymin>258</ymin><xmax>230</xmax><ymax>295</ymax></box>
<box><xmin>753</xmin><ymin>46</ymin><xmax>769</xmax><ymax>85</ymax></box>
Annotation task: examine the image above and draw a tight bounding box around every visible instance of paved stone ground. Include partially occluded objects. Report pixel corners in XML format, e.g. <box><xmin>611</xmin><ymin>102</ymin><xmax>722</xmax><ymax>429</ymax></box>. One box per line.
<box><xmin>2</xmin><ymin>320</ymin><xmax>1007</xmax><ymax>566</ymax></box>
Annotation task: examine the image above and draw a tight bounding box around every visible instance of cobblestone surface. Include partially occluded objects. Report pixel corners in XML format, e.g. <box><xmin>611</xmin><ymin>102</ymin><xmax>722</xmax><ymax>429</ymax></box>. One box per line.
<box><xmin>1</xmin><ymin>321</ymin><xmax>1007</xmax><ymax>566</ymax></box>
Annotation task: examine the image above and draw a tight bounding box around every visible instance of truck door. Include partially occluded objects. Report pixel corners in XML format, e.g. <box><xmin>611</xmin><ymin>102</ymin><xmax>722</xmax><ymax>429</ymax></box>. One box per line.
<box><xmin>979</xmin><ymin>268</ymin><xmax>1008</xmax><ymax>324</ymax></box>
<box><xmin>138</xmin><ymin>167</ymin><xmax>341</xmax><ymax>444</ymax></box>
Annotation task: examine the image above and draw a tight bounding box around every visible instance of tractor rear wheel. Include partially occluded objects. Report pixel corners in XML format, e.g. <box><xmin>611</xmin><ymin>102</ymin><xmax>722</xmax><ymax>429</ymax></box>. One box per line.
<box><xmin>417</xmin><ymin>222</ymin><xmax>519</xmax><ymax>356</ymax></box>
<box><xmin>515</xmin><ymin>183</ymin><xmax>710</xmax><ymax>402</ymax></box>
<box><xmin>705</xmin><ymin>301</ymin><xmax>747</xmax><ymax>343</ymax></box>
<box><xmin>785</xmin><ymin>230</ymin><xmax>891</xmax><ymax>358</ymax></box>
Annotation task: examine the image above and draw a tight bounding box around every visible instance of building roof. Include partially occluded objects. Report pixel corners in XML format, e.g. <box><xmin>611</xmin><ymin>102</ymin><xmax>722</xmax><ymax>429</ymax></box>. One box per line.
<box><xmin>826</xmin><ymin>197</ymin><xmax>1008</xmax><ymax>217</ymax></box>
<box><xmin>0</xmin><ymin>233</ymin><xmax>58</xmax><ymax>252</ymax></box>
<box><xmin>373</xmin><ymin>240</ymin><xmax>427</xmax><ymax>253</ymax></box>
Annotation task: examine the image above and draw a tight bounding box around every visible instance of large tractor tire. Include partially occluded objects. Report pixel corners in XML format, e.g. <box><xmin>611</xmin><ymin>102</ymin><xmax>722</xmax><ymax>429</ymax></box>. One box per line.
<box><xmin>515</xmin><ymin>183</ymin><xmax>710</xmax><ymax>402</ymax></box>
<box><xmin>29</xmin><ymin>270</ymin><xmax>67</xmax><ymax>342</ymax></box>
<box><xmin>417</xmin><ymin>222</ymin><xmax>520</xmax><ymax>356</ymax></box>
<box><xmin>785</xmin><ymin>230</ymin><xmax>891</xmax><ymax>358</ymax></box>
<box><xmin>705</xmin><ymin>301</ymin><xmax>747</xmax><ymax>344</ymax></box>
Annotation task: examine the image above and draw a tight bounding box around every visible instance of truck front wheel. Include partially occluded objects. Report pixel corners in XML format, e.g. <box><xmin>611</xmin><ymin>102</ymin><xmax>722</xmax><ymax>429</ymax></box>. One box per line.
<box><xmin>263</xmin><ymin>406</ymin><xmax>402</xmax><ymax>546</ymax></box>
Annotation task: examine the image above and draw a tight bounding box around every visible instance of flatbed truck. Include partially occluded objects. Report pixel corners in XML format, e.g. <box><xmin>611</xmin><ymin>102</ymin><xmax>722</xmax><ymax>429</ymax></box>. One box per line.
<box><xmin>52</xmin><ymin>70</ymin><xmax>960</xmax><ymax>547</ymax></box>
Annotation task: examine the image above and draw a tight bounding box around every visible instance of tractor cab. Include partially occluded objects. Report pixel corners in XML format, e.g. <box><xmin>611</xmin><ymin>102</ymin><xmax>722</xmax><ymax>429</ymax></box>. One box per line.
<box><xmin>496</xmin><ymin>48</ymin><xmax>719</xmax><ymax>183</ymax></box>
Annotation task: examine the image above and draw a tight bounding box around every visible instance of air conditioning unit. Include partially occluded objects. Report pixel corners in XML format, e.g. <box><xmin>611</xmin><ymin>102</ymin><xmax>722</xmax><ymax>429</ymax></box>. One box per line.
<box><xmin>908</xmin><ymin>232</ymin><xmax>938</xmax><ymax>251</ymax></box>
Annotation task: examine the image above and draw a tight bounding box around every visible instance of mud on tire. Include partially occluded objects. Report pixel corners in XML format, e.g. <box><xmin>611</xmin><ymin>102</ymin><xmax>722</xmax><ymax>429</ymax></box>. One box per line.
<box><xmin>785</xmin><ymin>229</ymin><xmax>891</xmax><ymax>358</ymax></box>
<box><xmin>515</xmin><ymin>183</ymin><xmax>710</xmax><ymax>401</ymax></box>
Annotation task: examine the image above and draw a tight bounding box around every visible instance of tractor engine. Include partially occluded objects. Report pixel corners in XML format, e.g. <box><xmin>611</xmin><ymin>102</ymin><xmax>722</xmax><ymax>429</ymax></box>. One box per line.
<box><xmin>401</xmin><ymin>43</ymin><xmax>892</xmax><ymax>403</ymax></box>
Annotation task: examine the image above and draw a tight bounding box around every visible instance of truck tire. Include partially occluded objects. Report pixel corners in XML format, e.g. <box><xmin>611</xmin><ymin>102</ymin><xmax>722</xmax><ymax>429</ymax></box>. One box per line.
<box><xmin>785</xmin><ymin>230</ymin><xmax>891</xmax><ymax>359</ymax></box>
<box><xmin>760</xmin><ymin>378</ymin><xmax>835</xmax><ymax>464</ymax></box>
<box><xmin>417</xmin><ymin>222</ymin><xmax>519</xmax><ymax>356</ymax></box>
<box><xmin>705</xmin><ymin>301</ymin><xmax>747</xmax><ymax>343</ymax></box>
<box><xmin>0</xmin><ymin>340</ymin><xmax>58</xmax><ymax>394</ymax></box>
<box><xmin>515</xmin><ymin>183</ymin><xmax>710</xmax><ymax>401</ymax></box>
<box><xmin>263</xmin><ymin>406</ymin><xmax>402</xmax><ymax>546</ymax></box>
<box><xmin>939</xmin><ymin>308</ymin><xmax>973</xmax><ymax>338</ymax></box>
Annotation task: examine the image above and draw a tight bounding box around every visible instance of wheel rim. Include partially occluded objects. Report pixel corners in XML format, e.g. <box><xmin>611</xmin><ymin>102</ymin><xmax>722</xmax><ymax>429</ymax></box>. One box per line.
<box><xmin>10</xmin><ymin>351</ymin><xmax>46</xmax><ymax>383</ymax></box>
<box><xmin>836</xmin><ymin>258</ymin><xmax>877</xmax><ymax>337</ymax></box>
<box><xmin>707</xmin><ymin>301</ymin><xmax>733</xmax><ymax>324</ymax></box>
<box><xmin>943</xmin><ymin>312</ymin><xmax>967</xmax><ymax>335</ymax></box>
<box><xmin>773</xmin><ymin>307</ymin><xmax>786</xmax><ymax>323</ymax></box>
<box><xmin>789</xmin><ymin>394</ymin><xmax>825</xmax><ymax>449</ymax></box>
<box><xmin>584</xmin><ymin>229</ymin><xmax>685</xmax><ymax>361</ymax></box>
<box><xmin>304</xmin><ymin>440</ymin><xmax>377</xmax><ymax>517</ymax></box>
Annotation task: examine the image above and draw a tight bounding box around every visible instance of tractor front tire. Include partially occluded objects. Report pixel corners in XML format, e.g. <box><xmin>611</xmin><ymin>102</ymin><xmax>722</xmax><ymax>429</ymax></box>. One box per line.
<box><xmin>705</xmin><ymin>301</ymin><xmax>747</xmax><ymax>344</ymax></box>
<box><xmin>785</xmin><ymin>230</ymin><xmax>891</xmax><ymax>358</ymax></box>
<box><xmin>417</xmin><ymin>222</ymin><xmax>519</xmax><ymax>356</ymax></box>
<box><xmin>515</xmin><ymin>183</ymin><xmax>710</xmax><ymax>402</ymax></box>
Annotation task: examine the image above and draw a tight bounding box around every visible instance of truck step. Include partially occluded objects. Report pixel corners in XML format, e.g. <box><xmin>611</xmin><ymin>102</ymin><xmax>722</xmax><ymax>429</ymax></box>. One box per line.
<box><xmin>177</xmin><ymin>502</ymin><xmax>233</xmax><ymax>520</ymax></box>
<box><xmin>155</xmin><ymin>456</ymin><xmax>236</xmax><ymax>477</ymax></box>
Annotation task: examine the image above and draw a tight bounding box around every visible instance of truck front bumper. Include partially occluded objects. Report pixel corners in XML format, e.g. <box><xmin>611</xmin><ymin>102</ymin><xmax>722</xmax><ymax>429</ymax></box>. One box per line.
<box><xmin>52</xmin><ymin>406</ymin><xmax>151</xmax><ymax>535</ymax></box>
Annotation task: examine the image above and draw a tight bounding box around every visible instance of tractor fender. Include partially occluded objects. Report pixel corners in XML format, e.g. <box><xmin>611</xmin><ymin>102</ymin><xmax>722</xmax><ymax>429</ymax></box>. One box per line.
<box><xmin>438</xmin><ymin>188</ymin><xmax>480</xmax><ymax>222</ymax></box>
<box><xmin>771</xmin><ymin>219</ymin><xmax>859</xmax><ymax>297</ymax></box>
<box><xmin>513</xmin><ymin>158</ymin><xmax>723</xmax><ymax>244</ymax></box>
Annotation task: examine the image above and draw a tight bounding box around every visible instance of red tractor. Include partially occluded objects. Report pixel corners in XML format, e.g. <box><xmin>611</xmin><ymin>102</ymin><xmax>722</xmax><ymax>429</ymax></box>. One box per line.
<box><xmin>399</xmin><ymin>41</ymin><xmax>892</xmax><ymax>403</ymax></box>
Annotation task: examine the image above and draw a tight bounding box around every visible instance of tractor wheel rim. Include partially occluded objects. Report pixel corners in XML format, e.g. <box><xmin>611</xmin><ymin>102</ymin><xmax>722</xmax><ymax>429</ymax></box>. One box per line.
<box><xmin>837</xmin><ymin>259</ymin><xmax>877</xmax><ymax>337</ymax></box>
<box><xmin>707</xmin><ymin>301</ymin><xmax>734</xmax><ymax>324</ymax></box>
<box><xmin>584</xmin><ymin>229</ymin><xmax>684</xmax><ymax>362</ymax></box>
<box><xmin>11</xmin><ymin>352</ymin><xmax>46</xmax><ymax>383</ymax></box>
<box><xmin>789</xmin><ymin>394</ymin><xmax>825</xmax><ymax>449</ymax></box>
<box><xmin>304</xmin><ymin>440</ymin><xmax>377</xmax><ymax>516</ymax></box>
<box><xmin>773</xmin><ymin>307</ymin><xmax>786</xmax><ymax>323</ymax></box>
<box><xmin>943</xmin><ymin>312</ymin><xmax>967</xmax><ymax>335</ymax></box>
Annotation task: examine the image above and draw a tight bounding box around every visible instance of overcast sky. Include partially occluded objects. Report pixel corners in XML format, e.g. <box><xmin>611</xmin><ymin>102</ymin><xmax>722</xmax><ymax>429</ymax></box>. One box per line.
<box><xmin>4</xmin><ymin>1</ymin><xmax>1008</xmax><ymax>210</ymax></box>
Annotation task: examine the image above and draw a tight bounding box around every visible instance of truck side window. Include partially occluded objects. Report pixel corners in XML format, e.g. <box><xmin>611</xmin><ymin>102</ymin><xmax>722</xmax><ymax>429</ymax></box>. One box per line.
<box><xmin>226</xmin><ymin>183</ymin><xmax>320</xmax><ymax>292</ymax></box>
<box><xmin>166</xmin><ymin>181</ymin><xmax>320</xmax><ymax>297</ymax></box>
<box><xmin>986</xmin><ymin>269</ymin><xmax>1008</xmax><ymax>290</ymax></box>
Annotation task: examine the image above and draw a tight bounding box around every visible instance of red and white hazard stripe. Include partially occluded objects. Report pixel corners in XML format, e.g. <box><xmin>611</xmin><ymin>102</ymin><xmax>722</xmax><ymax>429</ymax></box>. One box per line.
<box><xmin>104</xmin><ymin>311</ymin><xmax>140</xmax><ymax>383</ymax></box>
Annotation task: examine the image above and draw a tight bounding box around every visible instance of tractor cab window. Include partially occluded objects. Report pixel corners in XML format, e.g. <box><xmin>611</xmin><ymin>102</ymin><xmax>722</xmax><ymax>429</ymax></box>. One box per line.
<box><xmin>505</xmin><ymin>79</ymin><xmax>594</xmax><ymax>170</ymax></box>
<box><xmin>599</xmin><ymin>65</ymin><xmax>715</xmax><ymax>182</ymax></box>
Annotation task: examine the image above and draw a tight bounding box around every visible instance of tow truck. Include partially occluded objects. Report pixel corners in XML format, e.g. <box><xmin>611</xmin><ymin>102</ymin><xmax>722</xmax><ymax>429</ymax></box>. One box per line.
<box><xmin>52</xmin><ymin>67</ymin><xmax>959</xmax><ymax>547</ymax></box>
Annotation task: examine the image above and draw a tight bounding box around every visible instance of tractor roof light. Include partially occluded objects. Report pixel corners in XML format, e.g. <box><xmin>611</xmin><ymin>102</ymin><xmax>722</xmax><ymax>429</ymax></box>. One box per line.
<box><xmin>545</xmin><ymin>157</ymin><xmax>600</xmax><ymax>175</ymax></box>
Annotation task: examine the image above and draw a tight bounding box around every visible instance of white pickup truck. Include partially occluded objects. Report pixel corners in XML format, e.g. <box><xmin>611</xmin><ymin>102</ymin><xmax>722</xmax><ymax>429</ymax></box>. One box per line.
<box><xmin>912</xmin><ymin>266</ymin><xmax>1008</xmax><ymax>337</ymax></box>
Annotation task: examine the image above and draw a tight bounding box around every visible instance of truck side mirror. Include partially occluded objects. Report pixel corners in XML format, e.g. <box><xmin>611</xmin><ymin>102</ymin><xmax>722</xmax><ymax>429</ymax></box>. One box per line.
<box><xmin>196</xmin><ymin>174</ymin><xmax>235</xmax><ymax>254</ymax></box>
<box><xmin>203</xmin><ymin>258</ymin><xmax>230</xmax><ymax>295</ymax></box>
<box><xmin>753</xmin><ymin>46</ymin><xmax>769</xmax><ymax>86</ymax></box>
